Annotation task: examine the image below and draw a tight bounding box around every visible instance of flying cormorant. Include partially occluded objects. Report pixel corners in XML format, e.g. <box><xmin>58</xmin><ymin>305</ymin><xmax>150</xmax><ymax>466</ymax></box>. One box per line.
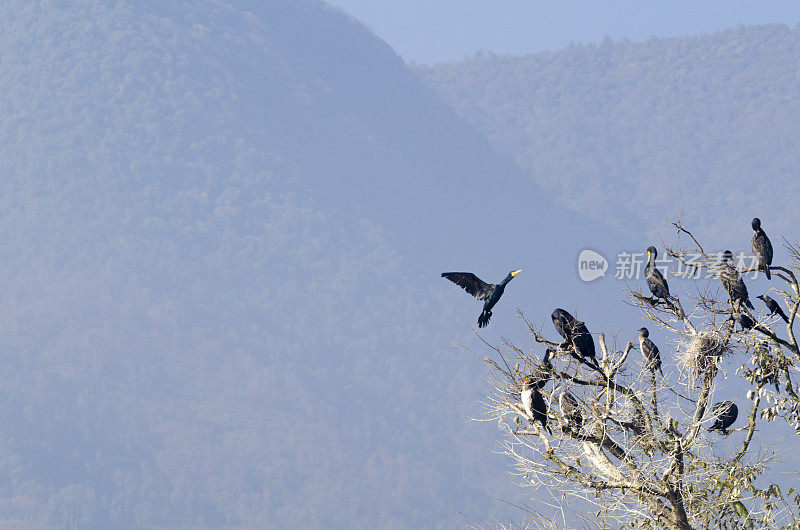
<box><xmin>551</xmin><ymin>308</ymin><xmax>598</xmax><ymax>368</ymax></box>
<box><xmin>442</xmin><ymin>269</ymin><xmax>521</xmax><ymax>328</ymax></box>
<box><xmin>638</xmin><ymin>327</ymin><xmax>663</xmax><ymax>375</ymax></box>
<box><xmin>708</xmin><ymin>401</ymin><xmax>738</xmax><ymax>434</ymax></box>
<box><xmin>529</xmin><ymin>348</ymin><xmax>554</xmax><ymax>390</ymax></box>
<box><xmin>751</xmin><ymin>218</ymin><xmax>773</xmax><ymax>280</ymax></box>
<box><xmin>558</xmin><ymin>391</ymin><xmax>584</xmax><ymax>434</ymax></box>
<box><xmin>757</xmin><ymin>294</ymin><xmax>789</xmax><ymax>323</ymax></box>
<box><xmin>521</xmin><ymin>378</ymin><xmax>551</xmax><ymax>434</ymax></box>
<box><xmin>720</xmin><ymin>250</ymin><xmax>755</xmax><ymax>310</ymax></box>
<box><xmin>645</xmin><ymin>246</ymin><xmax>671</xmax><ymax>300</ymax></box>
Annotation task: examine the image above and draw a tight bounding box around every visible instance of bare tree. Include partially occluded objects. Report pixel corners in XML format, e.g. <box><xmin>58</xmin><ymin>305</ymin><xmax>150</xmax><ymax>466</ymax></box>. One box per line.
<box><xmin>474</xmin><ymin>221</ymin><xmax>800</xmax><ymax>529</ymax></box>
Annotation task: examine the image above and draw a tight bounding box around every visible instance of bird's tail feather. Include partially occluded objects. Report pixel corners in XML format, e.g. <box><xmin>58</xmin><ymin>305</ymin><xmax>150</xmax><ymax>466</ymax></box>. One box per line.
<box><xmin>478</xmin><ymin>310</ymin><xmax>491</xmax><ymax>328</ymax></box>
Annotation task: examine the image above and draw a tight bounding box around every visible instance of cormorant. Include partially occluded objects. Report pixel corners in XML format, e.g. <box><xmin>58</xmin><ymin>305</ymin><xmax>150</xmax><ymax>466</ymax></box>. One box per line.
<box><xmin>730</xmin><ymin>312</ymin><xmax>756</xmax><ymax>331</ymax></box>
<box><xmin>521</xmin><ymin>379</ymin><xmax>551</xmax><ymax>434</ymax></box>
<box><xmin>529</xmin><ymin>348</ymin><xmax>554</xmax><ymax>390</ymax></box>
<box><xmin>757</xmin><ymin>294</ymin><xmax>789</xmax><ymax>323</ymax></box>
<box><xmin>638</xmin><ymin>327</ymin><xmax>662</xmax><ymax>375</ymax></box>
<box><xmin>442</xmin><ymin>269</ymin><xmax>521</xmax><ymax>328</ymax></box>
<box><xmin>645</xmin><ymin>246</ymin><xmax>671</xmax><ymax>300</ymax></box>
<box><xmin>751</xmin><ymin>218</ymin><xmax>773</xmax><ymax>280</ymax></box>
<box><xmin>551</xmin><ymin>308</ymin><xmax>598</xmax><ymax>368</ymax></box>
<box><xmin>707</xmin><ymin>401</ymin><xmax>738</xmax><ymax>434</ymax></box>
<box><xmin>720</xmin><ymin>250</ymin><xmax>755</xmax><ymax>310</ymax></box>
<box><xmin>558</xmin><ymin>391</ymin><xmax>584</xmax><ymax>433</ymax></box>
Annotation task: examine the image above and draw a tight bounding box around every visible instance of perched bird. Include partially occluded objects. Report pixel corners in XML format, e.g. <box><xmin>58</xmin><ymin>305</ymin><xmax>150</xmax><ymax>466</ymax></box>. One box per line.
<box><xmin>645</xmin><ymin>246</ymin><xmax>671</xmax><ymax>300</ymax></box>
<box><xmin>719</xmin><ymin>250</ymin><xmax>755</xmax><ymax>310</ymax></box>
<box><xmin>551</xmin><ymin>308</ymin><xmax>598</xmax><ymax>368</ymax></box>
<box><xmin>731</xmin><ymin>312</ymin><xmax>756</xmax><ymax>331</ymax></box>
<box><xmin>757</xmin><ymin>294</ymin><xmax>789</xmax><ymax>324</ymax></box>
<box><xmin>529</xmin><ymin>348</ymin><xmax>554</xmax><ymax>390</ymax></box>
<box><xmin>708</xmin><ymin>401</ymin><xmax>738</xmax><ymax>434</ymax></box>
<box><xmin>442</xmin><ymin>269</ymin><xmax>521</xmax><ymax>328</ymax></box>
<box><xmin>521</xmin><ymin>378</ymin><xmax>551</xmax><ymax>434</ymax></box>
<box><xmin>638</xmin><ymin>327</ymin><xmax>663</xmax><ymax>375</ymax></box>
<box><xmin>751</xmin><ymin>218</ymin><xmax>773</xmax><ymax>280</ymax></box>
<box><xmin>558</xmin><ymin>391</ymin><xmax>584</xmax><ymax>434</ymax></box>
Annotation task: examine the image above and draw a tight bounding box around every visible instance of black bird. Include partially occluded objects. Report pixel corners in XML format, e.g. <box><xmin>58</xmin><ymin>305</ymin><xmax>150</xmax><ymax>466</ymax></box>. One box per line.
<box><xmin>442</xmin><ymin>269</ymin><xmax>521</xmax><ymax>328</ymax></box>
<box><xmin>757</xmin><ymin>294</ymin><xmax>789</xmax><ymax>324</ymax></box>
<box><xmin>558</xmin><ymin>391</ymin><xmax>584</xmax><ymax>434</ymax></box>
<box><xmin>751</xmin><ymin>218</ymin><xmax>773</xmax><ymax>280</ymax></box>
<box><xmin>645</xmin><ymin>246</ymin><xmax>671</xmax><ymax>300</ymax></box>
<box><xmin>529</xmin><ymin>348</ymin><xmax>554</xmax><ymax>390</ymax></box>
<box><xmin>551</xmin><ymin>309</ymin><xmax>598</xmax><ymax>368</ymax></box>
<box><xmin>521</xmin><ymin>379</ymin><xmax>551</xmax><ymax>434</ymax></box>
<box><xmin>731</xmin><ymin>312</ymin><xmax>756</xmax><ymax>331</ymax></box>
<box><xmin>719</xmin><ymin>250</ymin><xmax>755</xmax><ymax>310</ymax></box>
<box><xmin>708</xmin><ymin>401</ymin><xmax>738</xmax><ymax>435</ymax></box>
<box><xmin>638</xmin><ymin>327</ymin><xmax>662</xmax><ymax>375</ymax></box>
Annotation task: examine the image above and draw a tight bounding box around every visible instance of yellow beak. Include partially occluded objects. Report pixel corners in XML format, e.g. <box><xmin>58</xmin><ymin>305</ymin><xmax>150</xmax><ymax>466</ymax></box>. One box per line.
<box><xmin>511</xmin><ymin>269</ymin><xmax>522</xmax><ymax>277</ymax></box>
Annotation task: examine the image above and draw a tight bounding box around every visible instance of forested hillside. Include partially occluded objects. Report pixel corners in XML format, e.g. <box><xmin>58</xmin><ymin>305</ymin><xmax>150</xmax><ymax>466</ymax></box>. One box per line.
<box><xmin>418</xmin><ymin>24</ymin><xmax>800</xmax><ymax>241</ymax></box>
<box><xmin>0</xmin><ymin>0</ymin><xmax>631</xmax><ymax>527</ymax></box>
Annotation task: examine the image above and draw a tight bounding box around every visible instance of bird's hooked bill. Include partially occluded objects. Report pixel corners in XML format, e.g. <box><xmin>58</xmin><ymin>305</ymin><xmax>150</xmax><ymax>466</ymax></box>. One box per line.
<box><xmin>511</xmin><ymin>269</ymin><xmax>522</xmax><ymax>276</ymax></box>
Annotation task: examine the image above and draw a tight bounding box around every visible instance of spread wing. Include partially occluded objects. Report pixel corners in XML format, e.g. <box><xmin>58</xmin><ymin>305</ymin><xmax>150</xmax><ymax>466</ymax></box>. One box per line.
<box><xmin>441</xmin><ymin>272</ymin><xmax>495</xmax><ymax>300</ymax></box>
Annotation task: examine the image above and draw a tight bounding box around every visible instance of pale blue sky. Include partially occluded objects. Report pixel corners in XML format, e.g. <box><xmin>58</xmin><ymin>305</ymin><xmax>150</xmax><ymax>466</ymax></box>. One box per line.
<box><xmin>325</xmin><ymin>0</ymin><xmax>800</xmax><ymax>63</ymax></box>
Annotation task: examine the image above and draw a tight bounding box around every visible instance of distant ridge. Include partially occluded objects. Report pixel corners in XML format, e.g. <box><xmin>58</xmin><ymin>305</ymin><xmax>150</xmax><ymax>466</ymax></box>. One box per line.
<box><xmin>418</xmin><ymin>23</ymin><xmax>800</xmax><ymax>242</ymax></box>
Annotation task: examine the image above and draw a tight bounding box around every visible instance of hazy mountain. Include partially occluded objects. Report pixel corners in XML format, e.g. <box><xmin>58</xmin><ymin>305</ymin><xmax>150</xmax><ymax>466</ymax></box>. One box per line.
<box><xmin>0</xmin><ymin>0</ymin><xmax>639</xmax><ymax>528</ymax></box>
<box><xmin>418</xmin><ymin>24</ymin><xmax>800</xmax><ymax>242</ymax></box>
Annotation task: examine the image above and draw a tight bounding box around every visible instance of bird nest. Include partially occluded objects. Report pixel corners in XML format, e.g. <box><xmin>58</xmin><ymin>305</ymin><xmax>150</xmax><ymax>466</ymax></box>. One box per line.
<box><xmin>678</xmin><ymin>330</ymin><xmax>727</xmax><ymax>379</ymax></box>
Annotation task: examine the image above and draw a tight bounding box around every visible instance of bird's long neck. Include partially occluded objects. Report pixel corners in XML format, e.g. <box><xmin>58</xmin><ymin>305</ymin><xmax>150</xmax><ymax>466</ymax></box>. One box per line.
<box><xmin>500</xmin><ymin>274</ymin><xmax>513</xmax><ymax>286</ymax></box>
<box><xmin>543</xmin><ymin>350</ymin><xmax>552</xmax><ymax>367</ymax></box>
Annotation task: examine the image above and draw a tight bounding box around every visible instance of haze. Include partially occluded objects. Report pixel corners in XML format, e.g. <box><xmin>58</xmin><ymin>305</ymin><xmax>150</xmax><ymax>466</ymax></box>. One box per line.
<box><xmin>325</xmin><ymin>0</ymin><xmax>800</xmax><ymax>63</ymax></box>
<box><xmin>0</xmin><ymin>0</ymin><xmax>797</xmax><ymax>527</ymax></box>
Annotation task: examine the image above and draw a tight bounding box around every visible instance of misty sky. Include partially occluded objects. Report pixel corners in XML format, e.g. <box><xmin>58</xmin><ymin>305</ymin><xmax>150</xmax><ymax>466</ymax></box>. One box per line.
<box><xmin>325</xmin><ymin>0</ymin><xmax>800</xmax><ymax>63</ymax></box>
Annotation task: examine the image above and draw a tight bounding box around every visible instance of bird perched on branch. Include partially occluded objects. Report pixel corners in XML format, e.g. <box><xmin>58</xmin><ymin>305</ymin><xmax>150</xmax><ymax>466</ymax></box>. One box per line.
<box><xmin>638</xmin><ymin>327</ymin><xmax>662</xmax><ymax>375</ymax></box>
<box><xmin>751</xmin><ymin>218</ymin><xmax>773</xmax><ymax>280</ymax></box>
<box><xmin>757</xmin><ymin>294</ymin><xmax>789</xmax><ymax>323</ymax></box>
<box><xmin>529</xmin><ymin>348</ymin><xmax>554</xmax><ymax>390</ymax></box>
<box><xmin>719</xmin><ymin>250</ymin><xmax>755</xmax><ymax>310</ymax></box>
<box><xmin>441</xmin><ymin>269</ymin><xmax>520</xmax><ymax>328</ymax></box>
<box><xmin>730</xmin><ymin>312</ymin><xmax>756</xmax><ymax>331</ymax></box>
<box><xmin>521</xmin><ymin>378</ymin><xmax>551</xmax><ymax>434</ymax></box>
<box><xmin>558</xmin><ymin>392</ymin><xmax>584</xmax><ymax>434</ymax></box>
<box><xmin>708</xmin><ymin>401</ymin><xmax>738</xmax><ymax>434</ymax></box>
<box><xmin>551</xmin><ymin>308</ymin><xmax>598</xmax><ymax>369</ymax></box>
<box><xmin>645</xmin><ymin>246</ymin><xmax>671</xmax><ymax>301</ymax></box>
